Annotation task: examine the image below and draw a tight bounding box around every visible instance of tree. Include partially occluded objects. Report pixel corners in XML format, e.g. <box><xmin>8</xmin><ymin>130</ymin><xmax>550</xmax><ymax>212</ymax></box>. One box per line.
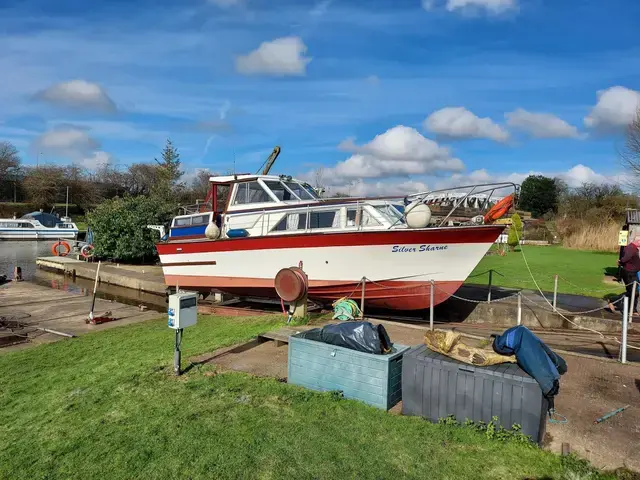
<box><xmin>23</xmin><ymin>166</ymin><xmax>66</xmax><ymax>208</ymax></box>
<box><xmin>87</xmin><ymin>195</ymin><xmax>176</xmax><ymax>262</ymax></box>
<box><xmin>154</xmin><ymin>139</ymin><xmax>183</xmax><ymax>195</ymax></box>
<box><xmin>190</xmin><ymin>169</ymin><xmax>212</xmax><ymax>201</ymax></box>
<box><xmin>518</xmin><ymin>175</ymin><xmax>562</xmax><ymax>218</ymax></box>
<box><xmin>622</xmin><ymin>108</ymin><xmax>640</xmax><ymax>187</ymax></box>
<box><xmin>126</xmin><ymin>163</ymin><xmax>161</xmax><ymax>196</ymax></box>
<box><xmin>507</xmin><ymin>213</ymin><xmax>523</xmax><ymax>251</ymax></box>
<box><xmin>0</xmin><ymin>141</ymin><xmax>21</xmax><ymax>181</ymax></box>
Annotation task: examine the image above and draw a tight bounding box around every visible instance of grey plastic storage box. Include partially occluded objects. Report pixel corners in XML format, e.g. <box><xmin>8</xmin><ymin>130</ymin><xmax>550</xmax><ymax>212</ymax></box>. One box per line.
<box><xmin>402</xmin><ymin>345</ymin><xmax>548</xmax><ymax>444</ymax></box>
<box><xmin>288</xmin><ymin>334</ymin><xmax>410</xmax><ymax>410</ymax></box>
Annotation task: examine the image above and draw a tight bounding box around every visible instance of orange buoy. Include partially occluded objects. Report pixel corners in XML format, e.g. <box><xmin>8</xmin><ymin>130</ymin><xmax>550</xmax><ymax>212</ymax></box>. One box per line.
<box><xmin>483</xmin><ymin>194</ymin><xmax>515</xmax><ymax>224</ymax></box>
<box><xmin>274</xmin><ymin>267</ymin><xmax>308</xmax><ymax>302</ymax></box>
<box><xmin>52</xmin><ymin>241</ymin><xmax>71</xmax><ymax>257</ymax></box>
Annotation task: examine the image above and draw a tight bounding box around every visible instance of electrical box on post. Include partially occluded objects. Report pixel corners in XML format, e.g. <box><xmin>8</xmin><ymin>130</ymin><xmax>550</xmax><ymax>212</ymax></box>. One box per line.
<box><xmin>168</xmin><ymin>292</ymin><xmax>198</xmax><ymax>329</ymax></box>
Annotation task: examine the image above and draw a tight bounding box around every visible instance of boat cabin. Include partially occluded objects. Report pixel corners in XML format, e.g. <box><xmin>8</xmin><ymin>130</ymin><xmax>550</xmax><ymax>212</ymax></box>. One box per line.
<box><xmin>168</xmin><ymin>174</ymin><xmax>406</xmax><ymax>241</ymax></box>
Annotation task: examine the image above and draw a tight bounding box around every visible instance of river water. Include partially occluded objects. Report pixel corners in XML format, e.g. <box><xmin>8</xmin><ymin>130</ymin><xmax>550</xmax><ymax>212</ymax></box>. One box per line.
<box><xmin>0</xmin><ymin>241</ymin><xmax>58</xmax><ymax>280</ymax></box>
<box><xmin>0</xmin><ymin>241</ymin><xmax>166</xmax><ymax>311</ymax></box>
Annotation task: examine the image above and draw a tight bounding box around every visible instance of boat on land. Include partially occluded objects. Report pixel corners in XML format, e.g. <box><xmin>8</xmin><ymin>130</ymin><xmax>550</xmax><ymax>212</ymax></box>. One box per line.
<box><xmin>0</xmin><ymin>212</ymin><xmax>78</xmax><ymax>241</ymax></box>
<box><xmin>154</xmin><ymin>149</ymin><xmax>516</xmax><ymax>310</ymax></box>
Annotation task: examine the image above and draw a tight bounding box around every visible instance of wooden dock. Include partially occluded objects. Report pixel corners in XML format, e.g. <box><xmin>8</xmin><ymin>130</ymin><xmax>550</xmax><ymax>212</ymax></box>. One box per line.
<box><xmin>0</xmin><ymin>282</ymin><xmax>160</xmax><ymax>353</ymax></box>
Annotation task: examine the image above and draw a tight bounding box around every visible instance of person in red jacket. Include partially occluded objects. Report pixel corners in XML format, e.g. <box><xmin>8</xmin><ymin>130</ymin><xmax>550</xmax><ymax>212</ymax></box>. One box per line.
<box><xmin>609</xmin><ymin>235</ymin><xmax>640</xmax><ymax>316</ymax></box>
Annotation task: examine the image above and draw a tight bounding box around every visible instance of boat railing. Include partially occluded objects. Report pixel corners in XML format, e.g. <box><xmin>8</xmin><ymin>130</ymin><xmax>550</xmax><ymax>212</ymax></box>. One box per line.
<box><xmin>388</xmin><ymin>182</ymin><xmax>519</xmax><ymax>229</ymax></box>
<box><xmin>179</xmin><ymin>201</ymin><xmax>211</xmax><ymax>216</ymax></box>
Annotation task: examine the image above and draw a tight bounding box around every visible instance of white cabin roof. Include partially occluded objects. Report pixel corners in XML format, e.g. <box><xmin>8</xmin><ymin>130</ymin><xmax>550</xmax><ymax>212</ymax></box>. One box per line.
<box><xmin>210</xmin><ymin>174</ymin><xmax>298</xmax><ymax>184</ymax></box>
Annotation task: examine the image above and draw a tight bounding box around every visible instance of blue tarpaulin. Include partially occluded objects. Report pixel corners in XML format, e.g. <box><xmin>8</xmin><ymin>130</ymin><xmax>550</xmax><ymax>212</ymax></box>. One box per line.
<box><xmin>493</xmin><ymin>326</ymin><xmax>567</xmax><ymax>401</ymax></box>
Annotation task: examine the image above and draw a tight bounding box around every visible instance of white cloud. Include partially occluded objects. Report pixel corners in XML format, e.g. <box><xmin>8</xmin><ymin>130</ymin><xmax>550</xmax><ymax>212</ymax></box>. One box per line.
<box><xmin>31</xmin><ymin>126</ymin><xmax>112</xmax><ymax>171</ymax></box>
<box><xmin>236</xmin><ymin>37</ymin><xmax>311</xmax><ymax>76</ymax></box>
<box><xmin>80</xmin><ymin>151</ymin><xmax>113</xmax><ymax>170</ymax></box>
<box><xmin>584</xmin><ymin>86</ymin><xmax>640</xmax><ymax>131</ymax></box>
<box><xmin>310</xmin><ymin>0</ymin><xmax>333</xmax><ymax>17</ymax></box>
<box><xmin>424</xmin><ymin>107</ymin><xmax>510</xmax><ymax>143</ymax></box>
<box><xmin>319</xmin><ymin>125</ymin><xmax>464</xmax><ymax>182</ymax></box>
<box><xmin>34</xmin><ymin>127</ymin><xmax>99</xmax><ymax>156</ymax></box>
<box><xmin>505</xmin><ymin>109</ymin><xmax>583</xmax><ymax>139</ymax></box>
<box><xmin>423</xmin><ymin>0</ymin><xmax>517</xmax><ymax>15</ymax></box>
<box><xmin>318</xmin><ymin>164</ymin><xmax>619</xmax><ymax>199</ymax></box>
<box><xmin>34</xmin><ymin>79</ymin><xmax>117</xmax><ymax>113</ymax></box>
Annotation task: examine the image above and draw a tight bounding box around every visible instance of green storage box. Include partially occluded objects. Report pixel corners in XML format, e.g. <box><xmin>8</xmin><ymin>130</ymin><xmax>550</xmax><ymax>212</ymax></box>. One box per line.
<box><xmin>287</xmin><ymin>334</ymin><xmax>409</xmax><ymax>410</ymax></box>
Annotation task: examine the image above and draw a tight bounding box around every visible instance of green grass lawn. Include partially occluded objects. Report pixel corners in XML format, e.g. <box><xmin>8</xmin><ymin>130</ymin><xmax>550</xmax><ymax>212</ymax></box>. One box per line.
<box><xmin>0</xmin><ymin>315</ymin><xmax>615</xmax><ymax>479</ymax></box>
<box><xmin>468</xmin><ymin>245</ymin><xmax>621</xmax><ymax>298</ymax></box>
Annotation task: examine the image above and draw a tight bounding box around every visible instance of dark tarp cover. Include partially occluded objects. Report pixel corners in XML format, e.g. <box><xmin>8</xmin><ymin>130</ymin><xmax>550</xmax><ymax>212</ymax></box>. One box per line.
<box><xmin>297</xmin><ymin>321</ymin><xmax>393</xmax><ymax>354</ymax></box>
<box><xmin>492</xmin><ymin>325</ymin><xmax>567</xmax><ymax>404</ymax></box>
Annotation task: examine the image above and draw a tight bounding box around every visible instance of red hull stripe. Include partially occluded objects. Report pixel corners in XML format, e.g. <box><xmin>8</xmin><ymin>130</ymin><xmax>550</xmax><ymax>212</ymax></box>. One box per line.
<box><xmin>157</xmin><ymin>226</ymin><xmax>503</xmax><ymax>255</ymax></box>
<box><xmin>163</xmin><ymin>275</ymin><xmax>462</xmax><ymax>310</ymax></box>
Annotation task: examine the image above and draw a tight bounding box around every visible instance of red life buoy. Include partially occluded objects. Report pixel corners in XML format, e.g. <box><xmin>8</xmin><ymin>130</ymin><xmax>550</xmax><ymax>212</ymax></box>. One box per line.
<box><xmin>483</xmin><ymin>194</ymin><xmax>515</xmax><ymax>224</ymax></box>
<box><xmin>52</xmin><ymin>241</ymin><xmax>71</xmax><ymax>257</ymax></box>
<box><xmin>80</xmin><ymin>244</ymin><xmax>95</xmax><ymax>258</ymax></box>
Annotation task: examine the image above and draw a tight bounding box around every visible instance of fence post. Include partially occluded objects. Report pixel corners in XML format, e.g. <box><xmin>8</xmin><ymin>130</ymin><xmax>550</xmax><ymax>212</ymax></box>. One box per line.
<box><xmin>360</xmin><ymin>277</ymin><xmax>366</xmax><ymax>320</ymax></box>
<box><xmin>517</xmin><ymin>292</ymin><xmax>522</xmax><ymax>326</ymax></box>
<box><xmin>621</xmin><ymin>296</ymin><xmax>628</xmax><ymax>364</ymax></box>
<box><xmin>429</xmin><ymin>280</ymin><xmax>435</xmax><ymax>331</ymax></box>
<box><xmin>487</xmin><ymin>270</ymin><xmax>493</xmax><ymax>304</ymax></box>
<box><xmin>630</xmin><ymin>281</ymin><xmax>637</xmax><ymax>325</ymax></box>
<box><xmin>553</xmin><ymin>275</ymin><xmax>558</xmax><ymax>312</ymax></box>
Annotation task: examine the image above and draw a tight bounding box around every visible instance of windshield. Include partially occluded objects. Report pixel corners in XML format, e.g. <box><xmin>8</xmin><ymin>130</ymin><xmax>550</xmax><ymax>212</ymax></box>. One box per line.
<box><xmin>375</xmin><ymin>204</ymin><xmax>405</xmax><ymax>224</ymax></box>
<box><xmin>284</xmin><ymin>181</ymin><xmax>315</xmax><ymax>200</ymax></box>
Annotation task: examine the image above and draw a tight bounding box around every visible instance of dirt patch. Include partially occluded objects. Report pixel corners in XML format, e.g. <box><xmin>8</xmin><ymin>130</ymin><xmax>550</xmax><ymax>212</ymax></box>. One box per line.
<box><xmin>547</xmin><ymin>356</ymin><xmax>640</xmax><ymax>471</ymax></box>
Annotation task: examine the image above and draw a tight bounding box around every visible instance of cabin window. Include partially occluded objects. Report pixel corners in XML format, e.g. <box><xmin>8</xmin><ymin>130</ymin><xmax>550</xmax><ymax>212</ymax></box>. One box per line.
<box><xmin>22</xmin><ymin>223</ymin><xmax>35</xmax><ymax>228</ymax></box>
<box><xmin>284</xmin><ymin>182</ymin><xmax>314</xmax><ymax>200</ymax></box>
<box><xmin>263</xmin><ymin>181</ymin><xmax>295</xmax><ymax>201</ymax></box>
<box><xmin>346</xmin><ymin>208</ymin><xmax>381</xmax><ymax>227</ymax></box>
<box><xmin>273</xmin><ymin>213</ymin><xmax>308</xmax><ymax>232</ymax></box>
<box><xmin>190</xmin><ymin>215</ymin><xmax>209</xmax><ymax>225</ymax></box>
<box><xmin>215</xmin><ymin>184</ymin><xmax>231</xmax><ymax>212</ymax></box>
<box><xmin>309</xmin><ymin>210</ymin><xmax>340</xmax><ymax>229</ymax></box>
<box><xmin>174</xmin><ymin>217</ymin><xmax>191</xmax><ymax>227</ymax></box>
<box><xmin>234</xmin><ymin>181</ymin><xmax>273</xmax><ymax>205</ymax></box>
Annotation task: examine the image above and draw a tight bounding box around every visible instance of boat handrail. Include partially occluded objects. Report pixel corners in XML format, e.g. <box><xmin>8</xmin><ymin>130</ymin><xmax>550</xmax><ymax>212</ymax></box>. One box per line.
<box><xmin>387</xmin><ymin>181</ymin><xmax>519</xmax><ymax>229</ymax></box>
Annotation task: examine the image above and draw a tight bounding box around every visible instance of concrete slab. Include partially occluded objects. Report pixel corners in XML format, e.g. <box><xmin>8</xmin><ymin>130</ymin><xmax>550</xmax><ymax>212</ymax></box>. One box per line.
<box><xmin>0</xmin><ymin>282</ymin><xmax>160</xmax><ymax>353</ymax></box>
<box><xmin>36</xmin><ymin>257</ymin><xmax>167</xmax><ymax>295</ymax></box>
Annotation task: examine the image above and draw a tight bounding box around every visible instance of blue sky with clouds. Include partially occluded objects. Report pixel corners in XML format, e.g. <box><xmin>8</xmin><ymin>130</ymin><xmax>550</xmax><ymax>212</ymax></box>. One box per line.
<box><xmin>1</xmin><ymin>0</ymin><xmax>639</xmax><ymax>195</ymax></box>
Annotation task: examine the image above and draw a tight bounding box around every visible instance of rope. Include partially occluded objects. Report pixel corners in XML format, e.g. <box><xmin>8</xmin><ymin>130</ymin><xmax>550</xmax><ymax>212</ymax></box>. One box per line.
<box><xmin>512</xmin><ymin>229</ymin><xmax>640</xmax><ymax>352</ymax></box>
<box><xmin>548</xmin><ymin>409</ymin><xmax>568</xmax><ymax>424</ymax></box>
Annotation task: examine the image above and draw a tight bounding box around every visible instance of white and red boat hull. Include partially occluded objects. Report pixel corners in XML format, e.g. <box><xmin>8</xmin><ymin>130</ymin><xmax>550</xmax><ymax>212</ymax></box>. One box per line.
<box><xmin>156</xmin><ymin>226</ymin><xmax>503</xmax><ymax>310</ymax></box>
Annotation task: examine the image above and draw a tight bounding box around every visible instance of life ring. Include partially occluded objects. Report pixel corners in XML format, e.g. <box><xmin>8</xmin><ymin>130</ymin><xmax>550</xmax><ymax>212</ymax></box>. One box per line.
<box><xmin>483</xmin><ymin>194</ymin><xmax>515</xmax><ymax>224</ymax></box>
<box><xmin>80</xmin><ymin>244</ymin><xmax>95</xmax><ymax>258</ymax></box>
<box><xmin>52</xmin><ymin>241</ymin><xmax>71</xmax><ymax>257</ymax></box>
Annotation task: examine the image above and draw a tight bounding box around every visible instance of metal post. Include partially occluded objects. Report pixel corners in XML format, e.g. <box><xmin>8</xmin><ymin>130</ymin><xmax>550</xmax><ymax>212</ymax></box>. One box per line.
<box><xmin>360</xmin><ymin>277</ymin><xmax>366</xmax><ymax>320</ymax></box>
<box><xmin>429</xmin><ymin>280</ymin><xmax>435</xmax><ymax>331</ymax></box>
<box><xmin>517</xmin><ymin>292</ymin><xmax>522</xmax><ymax>325</ymax></box>
<box><xmin>174</xmin><ymin>328</ymin><xmax>183</xmax><ymax>375</ymax></box>
<box><xmin>88</xmin><ymin>261</ymin><xmax>101</xmax><ymax>322</ymax></box>
<box><xmin>487</xmin><ymin>270</ymin><xmax>493</xmax><ymax>303</ymax></box>
<box><xmin>630</xmin><ymin>281</ymin><xmax>637</xmax><ymax>324</ymax></box>
<box><xmin>621</xmin><ymin>296</ymin><xmax>628</xmax><ymax>364</ymax></box>
<box><xmin>553</xmin><ymin>275</ymin><xmax>558</xmax><ymax>313</ymax></box>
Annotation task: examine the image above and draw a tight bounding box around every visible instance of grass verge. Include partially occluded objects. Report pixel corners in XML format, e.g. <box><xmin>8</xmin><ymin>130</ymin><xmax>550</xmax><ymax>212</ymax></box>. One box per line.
<box><xmin>468</xmin><ymin>245</ymin><xmax>620</xmax><ymax>298</ymax></box>
<box><xmin>0</xmin><ymin>314</ymin><xmax>618</xmax><ymax>479</ymax></box>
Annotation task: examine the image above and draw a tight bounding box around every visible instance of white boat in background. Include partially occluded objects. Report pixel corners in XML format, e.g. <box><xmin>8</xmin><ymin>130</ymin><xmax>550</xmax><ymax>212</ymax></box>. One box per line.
<box><xmin>0</xmin><ymin>212</ymin><xmax>78</xmax><ymax>240</ymax></box>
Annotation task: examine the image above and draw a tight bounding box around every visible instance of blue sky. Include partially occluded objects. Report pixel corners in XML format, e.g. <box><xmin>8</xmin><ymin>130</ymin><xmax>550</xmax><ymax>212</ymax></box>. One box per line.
<box><xmin>1</xmin><ymin>0</ymin><xmax>639</xmax><ymax>195</ymax></box>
